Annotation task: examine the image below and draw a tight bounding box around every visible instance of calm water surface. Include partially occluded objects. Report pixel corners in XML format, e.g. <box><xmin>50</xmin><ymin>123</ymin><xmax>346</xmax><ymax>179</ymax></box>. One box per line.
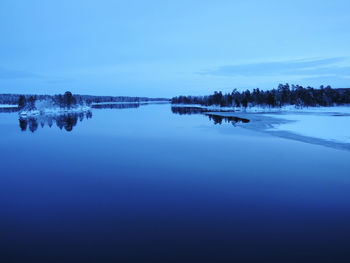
<box><xmin>1</xmin><ymin>103</ymin><xmax>349</xmax><ymax>262</ymax></box>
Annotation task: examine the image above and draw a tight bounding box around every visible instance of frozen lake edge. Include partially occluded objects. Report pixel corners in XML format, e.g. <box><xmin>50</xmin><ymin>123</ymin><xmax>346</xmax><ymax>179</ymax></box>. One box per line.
<box><xmin>203</xmin><ymin>106</ymin><xmax>350</xmax><ymax>151</ymax></box>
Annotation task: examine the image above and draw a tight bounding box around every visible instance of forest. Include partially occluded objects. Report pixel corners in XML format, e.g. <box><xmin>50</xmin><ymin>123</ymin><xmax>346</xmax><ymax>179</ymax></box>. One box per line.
<box><xmin>0</xmin><ymin>91</ymin><xmax>170</xmax><ymax>109</ymax></box>
<box><xmin>172</xmin><ymin>84</ymin><xmax>350</xmax><ymax>108</ymax></box>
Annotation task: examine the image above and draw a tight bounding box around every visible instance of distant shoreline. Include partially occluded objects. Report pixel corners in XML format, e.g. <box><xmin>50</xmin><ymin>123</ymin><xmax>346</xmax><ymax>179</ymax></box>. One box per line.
<box><xmin>0</xmin><ymin>93</ymin><xmax>170</xmax><ymax>107</ymax></box>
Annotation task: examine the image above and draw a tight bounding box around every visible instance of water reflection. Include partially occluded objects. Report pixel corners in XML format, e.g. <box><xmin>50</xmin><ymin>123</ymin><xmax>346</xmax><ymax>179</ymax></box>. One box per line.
<box><xmin>171</xmin><ymin>106</ymin><xmax>209</xmax><ymax>115</ymax></box>
<box><xmin>171</xmin><ymin>106</ymin><xmax>234</xmax><ymax>115</ymax></box>
<box><xmin>207</xmin><ymin>114</ymin><xmax>250</xmax><ymax>125</ymax></box>
<box><xmin>18</xmin><ymin>111</ymin><xmax>92</xmax><ymax>132</ymax></box>
<box><xmin>92</xmin><ymin>103</ymin><xmax>141</xmax><ymax>109</ymax></box>
<box><xmin>11</xmin><ymin>102</ymin><xmax>154</xmax><ymax>132</ymax></box>
<box><xmin>171</xmin><ymin>106</ymin><xmax>250</xmax><ymax>126</ymax></box>
<box><xmin>0</xmin><ymin>106</ymin><xmax>19</xmax><ymax>113</ymax></box>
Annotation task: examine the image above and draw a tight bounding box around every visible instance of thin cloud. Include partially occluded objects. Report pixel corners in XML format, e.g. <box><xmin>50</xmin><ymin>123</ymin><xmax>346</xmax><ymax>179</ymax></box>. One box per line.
<box><xmin>301</xmin><ymin>75</ymin><xmax>350</xmax><ymax>86</ymax></box>
<box><xmin>0</xmin><ymin>67</ymin><xmax>74</xmax><ymax>85</ymax></box>
<box><xmin>0</xmin><ymin>67</ymin><xmax>42</xmax><ymax>79</ymax></box>
<box><xmin>44</xmin><ymin>78</ymin><xmax>75</xmax><ymax>84</ymax></box>
<box><xmin>200</xmin><ymin>57</ymin><xmax>348</xmax><ymax>77</ymax></box>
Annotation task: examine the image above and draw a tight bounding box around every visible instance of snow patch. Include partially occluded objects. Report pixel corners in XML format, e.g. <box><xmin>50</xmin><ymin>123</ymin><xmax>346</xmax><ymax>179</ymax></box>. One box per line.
<box><xmin>171</xmin><ymin>104</ymin><xmax>350</xmax><ymax>114</ymax></box>
<box><xmin>19</xmin><ymin>105</ymin><xmax>91</xmax><ymax>117</ymax></box>
<box><xmin>0</xmin><ymin>104</ymin><xmax>17</xmax><ymax>108</ymax></box>
<box><xmin>265</xmin><ymin>111</ymin><xmax>350</xmax><ymax>144</ymax></box>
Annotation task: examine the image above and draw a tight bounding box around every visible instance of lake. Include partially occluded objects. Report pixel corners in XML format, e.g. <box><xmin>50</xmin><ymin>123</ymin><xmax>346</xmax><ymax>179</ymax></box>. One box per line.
<box><xmin>1</xmin><ymin>103</ymin><xmax>350</xmax><ymax>263</ymax></box>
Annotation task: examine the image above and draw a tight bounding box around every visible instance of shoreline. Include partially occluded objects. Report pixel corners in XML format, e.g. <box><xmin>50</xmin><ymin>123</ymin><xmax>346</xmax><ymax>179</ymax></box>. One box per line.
<box><xmin>201</xmin><ymin>109</ymin><xmax>350</xmax><ymax>151</ymax></box>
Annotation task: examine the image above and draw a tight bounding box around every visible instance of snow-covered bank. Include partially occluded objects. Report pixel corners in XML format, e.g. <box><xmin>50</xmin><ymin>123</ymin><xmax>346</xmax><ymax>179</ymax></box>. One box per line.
<box><xmin>0</xmin><ymin>104</ymin><xmax>17</xmax><ymax>108</ymax></box>
<box><xmin>199</xmin><ymin>106</ymin><xmax>350</xmax><ymax>150</ymax></box>
<box><xmin>265</xmin><ymin>112</ymin><xmax>350</xmax><ymax>144</ymax></box>
<box><xmin>171</xmin><ymin>103</ymin><xmax>350</xmax><ymax>113</ymax></box>
<box><xmin>19</xmin><ymin>105</ymin><xmax>91</xmax><ymax>117</ymax></box>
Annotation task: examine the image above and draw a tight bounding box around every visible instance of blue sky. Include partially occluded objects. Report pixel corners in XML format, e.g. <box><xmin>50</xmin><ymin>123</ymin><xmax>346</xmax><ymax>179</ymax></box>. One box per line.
<box><xmin>1</xmin><ymin>0</ymin><xmax>350</xmax><ymax>97</ymax></box>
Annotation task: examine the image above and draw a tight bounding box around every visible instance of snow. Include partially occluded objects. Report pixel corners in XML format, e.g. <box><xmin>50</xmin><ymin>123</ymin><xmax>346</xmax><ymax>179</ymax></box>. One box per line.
<box><xmin>265</xmin><ymin>110</ymin><xmax>350</xmax><ymax>144</ymax></box>
<box><xmin>0</xmin><ymin>104</ymin><xmax>17</xmax><ymax>108</ymax></box>
<box><xmin>19</xmin><ymin>105</ymin><xmax>91</xmax><ymax>116</ymax></box>
<box><xmin>172</xmin><ymin>104</ymin><xmax>350</xmax><ymax>114</ymax></box>
<box><xmin>173</xmin><ymin>105</ymin><xmax>350</xmax><ymax>143</ymax></box>
<box><xmin>191</xmin><ymin>104</ymin><xmax>350</xmax><ymax>147</ymax></box>
<box><xmin>269</xmin><ymin>105</ymin><xmax>350</xmax><ymax>114</ymax></box>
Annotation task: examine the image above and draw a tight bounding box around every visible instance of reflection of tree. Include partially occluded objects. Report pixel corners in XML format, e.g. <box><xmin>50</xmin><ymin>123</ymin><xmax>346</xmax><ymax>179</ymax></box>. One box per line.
<box><xmin>171</xmin><ymin>107</ymin><xmax>207</xmax><ymax>115</ymax></box>
<box><xmin>207</xmin><ymin>114</ymin><xmax>250</xmax><ymax>126</ymax></box>
<box><xmin>171</xmin><ymin>106</ymin><xmax>235</xmax><ymax>115</ymax></box>
<box><xmin>171</xmin><ymin>106</ymin><xmax>250</xmax><ymax>126</ymax></box>
<box><xmin>208</xmin><ymin>114</ymin><xmax>224</xmax><ymax>125</ymax></box>
<box><xmin>28</xmin><ymin>118</ymin><xmax>38</xmax><ymax>132</ymax></box>
<box><xmin>18</xmin><ymin>111</ymin><xmax>92</xmax><ymax>133</ymax></box>
<box><xmin>92</xmin><ymin>103</ymin><xmax>140</xmax><ymax>109</ymax></box>
<box><xmin>56</xmin><ymin>114</ymin><xmax>78</xmax><ymax>131</ymax></box>
<box><xmin>0</xmin><ymin>107</ymin><xmax>19</xmax><ymax>113</ymax></box>
<box><xmin>19</xmin><ymin>118</ymin><xmax>27</xmax><ymax>131</ymax></box>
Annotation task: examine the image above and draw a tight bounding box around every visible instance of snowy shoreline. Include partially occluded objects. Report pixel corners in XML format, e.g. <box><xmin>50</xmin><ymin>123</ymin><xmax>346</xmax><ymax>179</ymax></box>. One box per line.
<box><xmin>181</xmin><ymin>105</ymin><xmax>350</xmax><ymax>151</ymax></box>
<box><xmin>19</xmin><ymin>105</ymin><xmax>91</xmax><ymax>117</ymax></box>
<box><xmin>0</xmin><ymin>104</ymin><xmax>18</xmax><ymax>108</ymax></box>
<box><xmin>264</xmin><ymin>111</ymin><xmax>350</xmax><ymax>145</ymax></box>
<box><xmin>171</xmin><ymin>103</ymin><xmax>350</xmax><ymax>113</ymax></box>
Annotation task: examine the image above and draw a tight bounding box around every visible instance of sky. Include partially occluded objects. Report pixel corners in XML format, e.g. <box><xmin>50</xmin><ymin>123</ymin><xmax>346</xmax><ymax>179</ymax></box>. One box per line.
<box><xmin>1</xmin><ymin>0</ymin><xmax>350</xmax><ymax>97</ymax></box>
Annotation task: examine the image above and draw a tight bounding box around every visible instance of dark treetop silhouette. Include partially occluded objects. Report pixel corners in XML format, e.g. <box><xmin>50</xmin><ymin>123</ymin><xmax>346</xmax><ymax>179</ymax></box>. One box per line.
<box><xmin>19</xmin><ymin>111</ymin><xmax>93</xmax><ymax>133</ymax></box>
<box><xmin>0</xmin><ymin>91</ymin><xmax>170</xmax><ymax>108</ymax></box>
<box><xmin>172</xmin><ymin>84</ymin><xmax>350</xmax><ymax>108</ymax></box>
<box><xmin>171</xmin><ymin>106</ymin><xmax>250</xmax><ymax>126</ymax></box>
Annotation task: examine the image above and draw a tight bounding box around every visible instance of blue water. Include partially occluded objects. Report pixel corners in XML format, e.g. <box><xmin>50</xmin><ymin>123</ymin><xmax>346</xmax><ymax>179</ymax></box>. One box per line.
<box><xmin>1</xmin><ymin>103</ymin><xmax>350</xmax><ymax>262</ymax></box>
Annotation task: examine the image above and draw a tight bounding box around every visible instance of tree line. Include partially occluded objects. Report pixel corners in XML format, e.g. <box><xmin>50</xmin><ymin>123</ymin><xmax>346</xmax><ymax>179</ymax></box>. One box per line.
<box><xmin>172</xmin><ymin>84</ymin><xmax>350</xmax><ymax>108</ymax></box>
<box><xmin>17</xmin><ymin>91</ymin><xmax>83</xmax><ymax>110</ymax></box>
<box><xmin>0</xmin><ymin>92</ymin><xmax>170</xmax><ymax>108</ymax></box>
